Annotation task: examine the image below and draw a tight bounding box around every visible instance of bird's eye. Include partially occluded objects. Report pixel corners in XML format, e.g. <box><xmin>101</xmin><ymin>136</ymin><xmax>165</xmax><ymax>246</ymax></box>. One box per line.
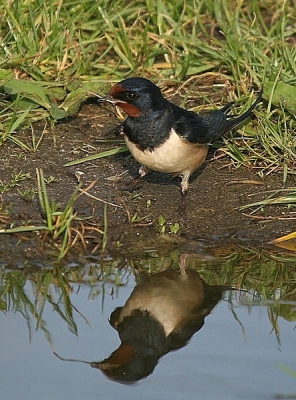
<box><xmin>125</xmin><ymin>92</ymin><xmax>138</xmax><ymax>101</ymax></box>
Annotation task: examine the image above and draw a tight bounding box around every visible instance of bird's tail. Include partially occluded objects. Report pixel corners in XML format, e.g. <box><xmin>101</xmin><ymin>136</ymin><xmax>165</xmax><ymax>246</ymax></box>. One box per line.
<box><xmin>224</xmin><ymin>89</ymin><xmax>263</xmax><ymax>132</ymax></box>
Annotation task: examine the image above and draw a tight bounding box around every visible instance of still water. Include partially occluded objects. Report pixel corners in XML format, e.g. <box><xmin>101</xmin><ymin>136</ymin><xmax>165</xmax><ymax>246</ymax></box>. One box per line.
<box><xmin>0</xmin><ymin>244</ymin><xmax>295</xmax><ymax>400</ymax></box>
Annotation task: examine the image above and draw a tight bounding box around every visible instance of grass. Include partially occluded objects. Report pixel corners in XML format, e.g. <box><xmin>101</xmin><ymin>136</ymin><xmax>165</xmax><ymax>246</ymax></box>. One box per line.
<box><xmin>0</xmin><ymin>168</ymin><xmax>105</xmax><ymax>259</ymax></box>
<box><xmin>0</xmin><ymin>1</ymin><xmax>295</xmax><ymax>161</ymax></box>
<box><xmin>0</xmin><ymin>171</ymin><xmax>31</xmax><ymax>193</ymax></box>
<box><xmin>0</xmin><ymin>0</ymin><xmax>296</xmax><ymax>254</ymax></box>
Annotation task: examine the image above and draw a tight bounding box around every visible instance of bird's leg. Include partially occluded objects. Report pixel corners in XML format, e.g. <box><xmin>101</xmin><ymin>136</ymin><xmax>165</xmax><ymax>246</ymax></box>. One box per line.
<box><xmin>139</xmin><ymin>164</ymin><xmax>149</xmax><ymax>177</ymax></box>
<box><xmin>178</xmin><ymin>193</ymin><xmax>186</xmax><ymax>213</ymax></box>
<box><xmin>179</xmin><ymin>253</ymin><xmax>188</xmax><ymax>277</ymax></box>
<box><xmin>124</xmin><ymin>164</ymin><xmax>150</xmax><ymax>192</ymax></box>
<box><xmin>178</xmin><ymin>174</ymin><xmax>190</xmax><ymax>212</ymax></box>
<box><xmin>133</xmin><ymin>164</ymin><xmax>149</xmax><ymax>184</ymax></box>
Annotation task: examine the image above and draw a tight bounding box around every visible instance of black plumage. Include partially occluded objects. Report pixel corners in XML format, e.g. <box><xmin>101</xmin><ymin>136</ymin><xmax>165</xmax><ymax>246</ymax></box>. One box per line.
<box><xmin>101</xmin><ymin>77</ymin><xmax>262</xmax><ymax>203</ymax></box>
<box><xmin>96</xmin><ymin>268</ymin><xmax>228</xmax><ymax>383</ymax></box>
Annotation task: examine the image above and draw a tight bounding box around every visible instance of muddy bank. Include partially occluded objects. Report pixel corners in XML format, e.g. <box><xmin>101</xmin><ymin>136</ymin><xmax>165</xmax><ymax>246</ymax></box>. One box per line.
<box><xmin>0</xmin><ymin>103</ymin><xmax>294</xmax><ymax>263</ymax></box>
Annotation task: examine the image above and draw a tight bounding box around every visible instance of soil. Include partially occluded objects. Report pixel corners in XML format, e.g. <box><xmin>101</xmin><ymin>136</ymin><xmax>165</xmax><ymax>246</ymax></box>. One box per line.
<box><xmin>0</xmin><ymin>102</ymin><xmax>295</xmax><ymax>264</ymax></box>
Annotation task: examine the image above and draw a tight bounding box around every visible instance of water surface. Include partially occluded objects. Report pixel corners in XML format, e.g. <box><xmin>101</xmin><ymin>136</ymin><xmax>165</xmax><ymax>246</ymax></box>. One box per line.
<box><xmin>1</xmin><ymin>244</ymin><xmax>295</xmax><ymax>400</ymax></box>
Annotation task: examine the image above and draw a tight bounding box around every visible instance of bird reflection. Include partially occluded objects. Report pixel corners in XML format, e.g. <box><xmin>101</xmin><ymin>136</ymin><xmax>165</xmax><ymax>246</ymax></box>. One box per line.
<box><xmin>93</xmin><ymin>261</ymin><xmax>228</xmax><ymax>383</ymax></box>
<box><xmin>54</xmin><ymin>259</ymin><xmax>229</xmax><ymax>384</ymax></box>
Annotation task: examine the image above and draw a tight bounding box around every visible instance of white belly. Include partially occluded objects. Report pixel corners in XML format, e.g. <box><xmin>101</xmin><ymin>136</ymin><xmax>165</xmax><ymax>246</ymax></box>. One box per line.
<box><xmin>124</xmin><ymin>129</ymin><xmax>208</xmax><ymax>176</ymax></box>
<box><xmin>118</xmin><ymin>273</ymin><xmax>205</xmax><ymax>336</ymax></box>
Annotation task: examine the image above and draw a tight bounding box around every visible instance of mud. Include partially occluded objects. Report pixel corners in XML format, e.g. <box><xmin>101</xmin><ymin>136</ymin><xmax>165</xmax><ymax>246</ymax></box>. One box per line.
<box><xmin>0</xmin><ymin>102</ymin><xmax>294</xmax><ymax>264</ymax></box>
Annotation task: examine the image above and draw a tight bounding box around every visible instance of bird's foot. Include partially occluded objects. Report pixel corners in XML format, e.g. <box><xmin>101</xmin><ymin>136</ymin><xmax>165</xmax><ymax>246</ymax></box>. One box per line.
<box><xmin>179</xmin><ymin>253</ymin><xmax>188</xmax><ymax>277</ymax></box>
<box><xmin>139</xmin><ymin>164</ymin><xmax>149</xmax><ymax>177</ymax></box>
<box><xmin>119</xmin><ymin>175</ymin><xmax>142</xmax><ymax>193</ymax></box>
<box><xmin>177</xmin><ymin>191</ymin><xmax>187</xmax><ymax>213</ymax></box>
<box><xmin>120</xmin><ymin>165</ymin><xmax>150</xmax><ymax>193</ymax></box>
<box><xmin>122</xmin><ymin>165</ymin><xmax>149</xmax><ymax>191</ymax></box>
<box><xmin>178</xmin><ymin>175</ymin><xmax>189</xmax><ymax>212</ymax></box>
<box><xmin>177</xmin><ymin>202</ymin><xmax>186</xmax><ymax>213</ymax></box>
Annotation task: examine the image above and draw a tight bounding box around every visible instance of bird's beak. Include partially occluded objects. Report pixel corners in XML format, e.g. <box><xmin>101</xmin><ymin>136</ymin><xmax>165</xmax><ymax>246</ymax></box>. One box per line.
<box><xmin>98</xmin><ymin>95</ymin><xmax>127</xmax><ymax>105</ymax></box>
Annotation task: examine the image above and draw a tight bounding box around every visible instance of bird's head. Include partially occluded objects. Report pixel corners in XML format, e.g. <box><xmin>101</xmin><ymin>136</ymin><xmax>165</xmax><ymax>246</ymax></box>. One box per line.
<box><xmin>93</xmin><ymin>342</ymin><xmax>158</xmax><ymax>384</ymax></box>
<box><xmin>103</xmin><ymin>77</ymin><xmax>168</xmax><ymax>117</ymax></box>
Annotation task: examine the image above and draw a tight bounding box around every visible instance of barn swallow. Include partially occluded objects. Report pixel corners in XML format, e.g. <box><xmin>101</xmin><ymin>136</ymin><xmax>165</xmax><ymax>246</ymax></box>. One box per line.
<box><xmin>95</xmin><ymin>266</ymin><xmax>228</xmax><ymax>383</ymax></box>
<box><xmin>100</xmin><ymin>78</ymin><xmax>262</xmax><ymax>206</ymax></box>
<box><xmin>52</xmin><ymin>259</ymin><xmax>231</xmax><ymax>383</ymax></box>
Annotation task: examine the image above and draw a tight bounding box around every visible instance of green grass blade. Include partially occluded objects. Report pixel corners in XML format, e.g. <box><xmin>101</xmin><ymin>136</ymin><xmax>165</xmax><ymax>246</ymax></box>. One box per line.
<box><xmin>64</xmin><ymin>146</ymin><xmax>129</xmax><ymax>166</ymax></box>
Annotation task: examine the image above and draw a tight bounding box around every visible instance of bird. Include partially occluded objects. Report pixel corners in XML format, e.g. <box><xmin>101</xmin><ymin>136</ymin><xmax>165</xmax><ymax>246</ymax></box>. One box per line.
<box><xmin>95</xmin><ymin>262</ymin><xmax>229</xmax><ymax>383</ymax></box>
<box><xmin>52</xmin><ymin>258</ymin><xmax>232</xmax><ymax>383</ymax></box>
<box><xmin>100</xmin><ymin>77</ymin><xmax>262</xmax><ymax>207</ymax></box>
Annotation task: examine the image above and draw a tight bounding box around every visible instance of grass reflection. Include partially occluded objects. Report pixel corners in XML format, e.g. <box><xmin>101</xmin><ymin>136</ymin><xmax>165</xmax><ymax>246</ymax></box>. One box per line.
<box><xmin>0</xmin><ymin>242</ymin><xmax>295</xmax><ymax>343</ymax></box>
<box><xmin>0</xmin><ymin>263</ymin><xmax>129</xmax><ymax>341</ymax></box>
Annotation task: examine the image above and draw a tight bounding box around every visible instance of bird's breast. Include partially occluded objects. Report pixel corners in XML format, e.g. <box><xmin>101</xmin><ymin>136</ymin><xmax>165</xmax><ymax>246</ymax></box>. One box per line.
<box><xmin>118</xmin><ymin>275</ymin><xmax>205</xmax><ymax>336</ymax></box>
<box><xmin>124</xmin><ymin>129</ymin><xmax>209</xmax><ymax>176</ymax></box>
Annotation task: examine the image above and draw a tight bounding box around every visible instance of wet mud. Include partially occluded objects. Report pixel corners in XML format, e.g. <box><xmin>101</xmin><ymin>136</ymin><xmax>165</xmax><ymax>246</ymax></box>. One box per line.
<box><xmin>0</xmin><ymin>102</ymin><xmax>295</xmax><ymax>264</ymax></box>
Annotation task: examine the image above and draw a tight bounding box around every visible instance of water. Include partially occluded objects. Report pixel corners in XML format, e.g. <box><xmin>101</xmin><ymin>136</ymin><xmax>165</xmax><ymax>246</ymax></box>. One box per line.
<box><xmin>0</xmin><ymin>244</ymin><xmax>295</xmax><ymax>400</ymax></box>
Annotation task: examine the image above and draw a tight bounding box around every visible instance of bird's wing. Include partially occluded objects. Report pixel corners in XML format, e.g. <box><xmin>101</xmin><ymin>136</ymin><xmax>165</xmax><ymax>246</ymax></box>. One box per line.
<box><xmin>171</xmin><ymin>103</ymin><xmax>227</xmax><ymax>144</ymax></box>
